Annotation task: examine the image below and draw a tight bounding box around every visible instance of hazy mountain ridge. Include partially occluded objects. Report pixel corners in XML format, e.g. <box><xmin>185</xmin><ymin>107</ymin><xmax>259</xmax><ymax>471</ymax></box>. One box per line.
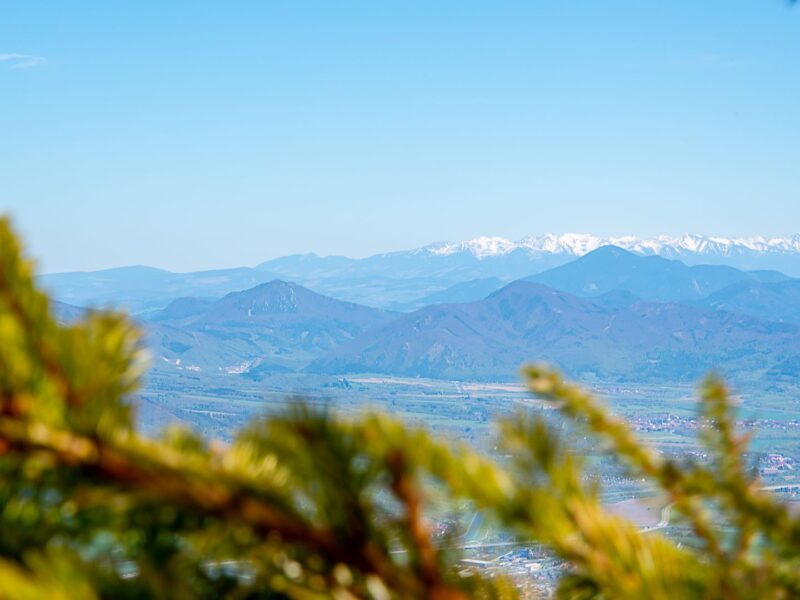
<box><xmin>388</xmin><ymin>278</ymin><xmax>507</xmax><ymax>311</ymax></box>
<box><xmin>45</xmin><ymin>244</ymin><xmax>800</xmax><ymax>380</ymax></box>
<box><xmin>146</xmin><ymin>280</ymin><xmax>395</xmax><ymax>376</ymax></box>
<box><xmin>230</xmin><ymin>234</ymin><xmax>800</xmax><ymax>307</ymax></box>
<box><xmin>41</xmin><ymin>265</ymin><xmax>282</xmax><ymax>314</ymax></box>
<box><xmin>47</xmin><ymin>246</ymin><xmax>800</xmax><ymax>383</ymax></box>
<box><xmin>310</xmin><ymin>280</ymin><xmax>800</xmax><ymax>382</ymax></box>
<box><xmin>526</xmin><ymin>246</ymin><xmax>789</xmax><ymax>302</ymax></box>
<box><xmin>42</xmin><ymin>233</ymin><xmax>800</xmax><ymax>312</ymax></box>
<box><xmin>698</xmin><ymin>279</ymin><xmax>800</xmax><ymax>324</ymax></box>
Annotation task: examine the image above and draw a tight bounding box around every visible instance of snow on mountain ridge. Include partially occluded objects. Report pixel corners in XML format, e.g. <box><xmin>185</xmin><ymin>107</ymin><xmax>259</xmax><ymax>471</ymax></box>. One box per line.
<box><xmin>423</xmin><ymin>234</ymin><xmax>800</xmax><ymax>259</ymax></box>
<box><xmin>426</xmin><ymin>236</ymin><xmax>519</xmax><ymax>258</ymax></box>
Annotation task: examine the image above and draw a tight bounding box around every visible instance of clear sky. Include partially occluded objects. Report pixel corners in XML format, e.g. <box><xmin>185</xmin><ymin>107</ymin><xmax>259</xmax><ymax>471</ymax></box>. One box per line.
<box><xmin>2</xmin><ymin>1</ymin><xmax>799</xmax><ymax>273</ymax></box>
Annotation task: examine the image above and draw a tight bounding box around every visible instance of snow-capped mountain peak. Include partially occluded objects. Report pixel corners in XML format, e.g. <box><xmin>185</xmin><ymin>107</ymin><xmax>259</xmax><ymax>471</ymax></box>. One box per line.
<box><xmin>419</xmin><ymin>233</ymin><xmax>800</xmax><ymax>260</ymax></box>
<box><xmin>425</xmin><ymin>236</ymin><xmax>518</xmax><ymax>259</ymax></box>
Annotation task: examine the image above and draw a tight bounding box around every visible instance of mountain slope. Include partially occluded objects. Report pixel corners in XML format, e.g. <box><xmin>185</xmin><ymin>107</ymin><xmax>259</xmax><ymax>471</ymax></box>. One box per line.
<box><xmin>52</xmin><ymin>300</ymin><xmax>86</xmax><ymax>324</ymax></box>
<box><xmin>391</xmin><ymin>278</ymin><xmax>507</xmax><ymax>311</ymax></box>
<box><xmin>699</xmin><ymin>279</ymin><xmax>800</xmax><ymax>324</ymax></box>
<box><xmin>526</xmin><ymin>246</ymin><xmax>789</xmax><ymax>302</ymax></box>
<box><xmin>147</xmin><ymin>280</ymin><xmax>395</xmax><ymax>374</ymax></box>
<box><xmin>148</xmin><ymin>297</ymin><xmax>214</xmax><ymax>322</ymax></box>
<box><xmin>40</xmin><ymin>266</ymin><xmax>282</xmax><ymax>314</ymax></box>
<box><xmin>310</xmin><ymin>281</ymin><xmax>800</xmax><ymax>382</ymax></box>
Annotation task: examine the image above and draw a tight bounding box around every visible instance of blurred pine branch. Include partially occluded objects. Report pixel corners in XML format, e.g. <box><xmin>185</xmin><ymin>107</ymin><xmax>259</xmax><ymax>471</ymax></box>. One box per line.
<box><xmin>2</xmin><ymin>216</ymin><xmax>800</xmax><ymax>599</ymax></box>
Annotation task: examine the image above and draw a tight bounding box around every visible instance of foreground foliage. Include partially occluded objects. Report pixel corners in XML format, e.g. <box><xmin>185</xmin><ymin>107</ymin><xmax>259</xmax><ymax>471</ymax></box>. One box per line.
<box><xmin>1</xmin><ymin>218</ymin><xmax>800</xmax><ymax>599</ymax></box>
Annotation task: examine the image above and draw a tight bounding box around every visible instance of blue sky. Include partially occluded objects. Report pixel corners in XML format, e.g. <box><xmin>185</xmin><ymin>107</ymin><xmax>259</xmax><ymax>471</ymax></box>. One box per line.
<box><xmin>2</xmin><ymin>1</ymin><xmax>799</xmax><ymax>273</ymax></box>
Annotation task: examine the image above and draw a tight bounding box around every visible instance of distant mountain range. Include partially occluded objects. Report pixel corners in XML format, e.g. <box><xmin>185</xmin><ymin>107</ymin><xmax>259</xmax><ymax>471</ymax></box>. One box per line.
<box><xmin>41</xmin><ymin>266</ymin><xmax>282</xmax><ymax>314</ymax></box>
<box><xmin>256</xmin><ymin>234</ymin><xmax>800</xmax><ymax>307</ymax></box>
<box><xmin>311</xmin><ymin>280</ymin><xmax>800</xmax><ymax>382</ymax></box>
<box><xmin>40</xmin><ymin>235</ymin><xmax>800</xmax><ymax>384</ymax></box>
<box><xmin>422</xmin><ymin>233</ymin><xmax>800</xmax><ymax>263</ymax></box>
<box><xmin>41</xmin><ymin>233</ymin><xmax>800</xmax><ymax>313</ymax></box>
<box><xmin>116</xmin><ymin>246</ymin><xmax>800</xmax><ymax>384</ymax></box>
<box><xmin>526</xmin><ymin>246</ymin><xmax>788</xmax><ymax>303</ymax></box>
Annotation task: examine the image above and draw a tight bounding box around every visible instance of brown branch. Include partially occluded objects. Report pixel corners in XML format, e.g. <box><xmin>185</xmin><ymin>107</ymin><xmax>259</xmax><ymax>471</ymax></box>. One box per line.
<box><xmin>388</xmin><ymin>450</ymin><xmax>469</xmax><ymax>600</ymax></box>
<box><xmin>0</xmin><ymin>416</ymin><xmax>406</xmax><ymax>587</ymax></box>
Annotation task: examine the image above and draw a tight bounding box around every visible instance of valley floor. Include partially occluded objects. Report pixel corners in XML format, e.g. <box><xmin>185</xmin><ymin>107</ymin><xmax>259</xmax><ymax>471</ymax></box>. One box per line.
<box><xmin>136</xmin><ymin>370</ymin><xmax>800</xmax><ymax>592</ymax></box>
